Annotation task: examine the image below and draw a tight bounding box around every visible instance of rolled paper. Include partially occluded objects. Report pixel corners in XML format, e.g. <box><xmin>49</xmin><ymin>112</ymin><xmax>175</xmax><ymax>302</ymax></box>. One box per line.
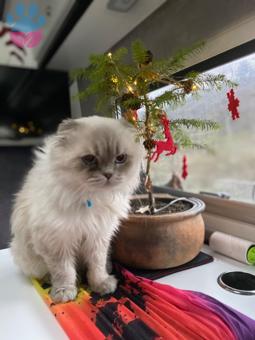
<box><xmin>209</xmin><ymin>231</ymin><xmax>255</xmax><ymax>265</ymax></box>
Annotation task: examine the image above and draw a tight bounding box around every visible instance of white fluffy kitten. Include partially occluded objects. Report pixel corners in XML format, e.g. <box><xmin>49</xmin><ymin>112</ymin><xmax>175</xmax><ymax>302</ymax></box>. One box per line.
<box><xmin>11</xmin><ymin>116</ymin><xmax>143</xmax><ymax>303</ymax></box>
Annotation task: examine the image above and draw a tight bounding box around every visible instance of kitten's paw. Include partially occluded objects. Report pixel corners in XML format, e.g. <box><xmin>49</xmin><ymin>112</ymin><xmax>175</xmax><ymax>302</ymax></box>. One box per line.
<box><xmin>50</xmin><ymin>285</ymin><xmax>77</xmax><ymax>303</ymax></box>
<box><xmin>90</xmin><ymin>275</ymin><xmax>117</xmax><ymax>295</ymax></box>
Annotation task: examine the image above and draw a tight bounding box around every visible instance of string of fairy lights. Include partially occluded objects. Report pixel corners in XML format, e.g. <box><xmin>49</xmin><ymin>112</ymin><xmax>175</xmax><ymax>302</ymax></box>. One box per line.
<box><xmin>106</xmin><ymin>50</ymin><xmax>199</xmax><ymax>141</ymax></box>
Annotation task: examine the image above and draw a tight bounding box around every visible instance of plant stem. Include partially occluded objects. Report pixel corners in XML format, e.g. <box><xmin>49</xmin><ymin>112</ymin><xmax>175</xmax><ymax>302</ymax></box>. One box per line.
<box><xmin>144</xmin><ymin>94</ymin><xmax>155</xmax><ymax>214</ymax></box>
<box><xmin>145</xmin><ymin>155</ymin><xmax>155</xmax><ymax>214</ymax></box>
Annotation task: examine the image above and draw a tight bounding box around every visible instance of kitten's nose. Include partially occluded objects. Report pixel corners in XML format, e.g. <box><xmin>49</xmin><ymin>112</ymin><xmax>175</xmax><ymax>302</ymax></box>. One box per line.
<box><xmin>103</xmin><ymin>172</ymin><xmax>113</xmax><ymax>180</ymax></box>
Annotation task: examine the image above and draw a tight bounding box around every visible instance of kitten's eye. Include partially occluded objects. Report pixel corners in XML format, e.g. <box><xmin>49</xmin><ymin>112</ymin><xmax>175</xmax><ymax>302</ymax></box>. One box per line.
<box><xmin>115</xmin><ymin>153</ymin><xmax>127</xmax><ymax>164</ymax></box>
<box><xmin>82</xmin><ymin>154</ymin><xmax>97</xmax><ymax>165</ymax></box>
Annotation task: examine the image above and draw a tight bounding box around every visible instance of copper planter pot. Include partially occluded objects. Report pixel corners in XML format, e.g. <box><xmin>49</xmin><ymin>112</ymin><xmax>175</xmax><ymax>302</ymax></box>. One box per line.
<box><xmin>112</xmin><ymin>194</ymin><xmax>205</xmax><ymax>269</ymax></box>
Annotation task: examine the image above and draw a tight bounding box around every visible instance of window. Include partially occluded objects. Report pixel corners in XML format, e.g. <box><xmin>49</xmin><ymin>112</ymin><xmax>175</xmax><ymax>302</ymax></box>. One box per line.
<box><xmin>147</xmin><ymin>53</ymin><xmax>255</xmax><ymax>204</ymax></box>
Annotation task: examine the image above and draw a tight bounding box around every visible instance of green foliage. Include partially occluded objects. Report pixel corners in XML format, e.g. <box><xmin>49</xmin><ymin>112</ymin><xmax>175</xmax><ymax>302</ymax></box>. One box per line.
<box><xmin>172</xmin><ymin>127</ymin><xmax>211</xmax><ymax>152</ymax></box>
<box><xmin>195</xmin><ymin>73</ymin><xmax>237</xmax><ymax>90</ymax></box>
<box><xmin>70</xmin><ymin>67</ymin><xmax>89</xmax><ymax>81</ymax></box>
<box><xmin>153</xmin><ymin>41</ymin><xmax>204</xmax><ymax>76</ymax></box>
<box><xmin>153</xmin><ymin>89</ymin><xmax>186</xmax><ymax>108</ymax></box>
<box><xmin>71</xmin><ymin>40</ymin><xmax>236</xmax><ymax>119</ymax></box>
<box><xmin>171</xmin><ymin>119</ymin><xmax>221</xmax><ymax>131</ymax></box>
<box><xmin>172</xmin><ymin>127</ymin><xmax>193</xmax><ymax>147</ymax></box>
<box><xmin>131</xmin><ymin>40</ymin><xmax>148</xmax><ymax>65</ymax></box>
<box><xmin>71</xmin><ymin>39</ymin><xmax>237</xmax><ymax>157</ymax></box>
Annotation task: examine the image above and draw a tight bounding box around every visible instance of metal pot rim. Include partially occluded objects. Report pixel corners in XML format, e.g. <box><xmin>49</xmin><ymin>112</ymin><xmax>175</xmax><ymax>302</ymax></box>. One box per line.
<box><xmin>128</xmin><ymin>194</ymin><xmax>205</xmax><ymax>221</ymax></box>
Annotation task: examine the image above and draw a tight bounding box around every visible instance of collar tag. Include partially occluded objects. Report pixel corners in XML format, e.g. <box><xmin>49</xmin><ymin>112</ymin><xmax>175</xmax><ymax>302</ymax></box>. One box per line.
<box><xmin>86</xmin><ymin>199</ymin><xmax>93</xmax><ymax>208</ymax></box>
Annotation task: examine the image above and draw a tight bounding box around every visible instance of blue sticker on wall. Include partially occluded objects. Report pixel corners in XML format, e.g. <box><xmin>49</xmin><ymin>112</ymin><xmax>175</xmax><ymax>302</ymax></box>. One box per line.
<box><xmin>7</xmin><ymin>3</ymin><xmax>46</xmax><ymax>33</ymax></box>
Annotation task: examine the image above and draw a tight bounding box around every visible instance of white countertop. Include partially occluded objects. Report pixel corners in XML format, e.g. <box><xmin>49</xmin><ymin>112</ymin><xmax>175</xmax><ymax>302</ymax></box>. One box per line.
<box><xmin>0</xmin><ymin>246</ymin><xmax>254</xmax><ymax>340</ymax></box>
<box><xmin>0</xmin><ymin>249</ymin><xmax>68</xmax><ymax>340</ymax></box>
<box><xmin>158</xmin><ymin>245</ymin><xmax>255</xmax><ymax>320</ymax></box>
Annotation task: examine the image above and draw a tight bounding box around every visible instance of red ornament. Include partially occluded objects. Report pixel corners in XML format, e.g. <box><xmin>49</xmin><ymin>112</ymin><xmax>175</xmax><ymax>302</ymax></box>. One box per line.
<box><xmin>150</xmin><ymin>113</ymin><xmax>177</xmax><ymax>162</ymax></box>
<box><xmin>227</xmin><ymin>89</ymin><xmax>240</xmax><ymax>120</ymax></box>
<box><xmin>182</xmin><ymin>155</ymin><xmax>188</xmax><ymax>180</ymax></box>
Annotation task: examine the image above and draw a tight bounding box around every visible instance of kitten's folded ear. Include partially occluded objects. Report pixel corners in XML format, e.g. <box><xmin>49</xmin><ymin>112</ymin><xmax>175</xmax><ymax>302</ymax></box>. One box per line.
<box><xmin>56</xmin><ymin>119</ymin><xmax>78</xmax><ymax>146</ymax></box>
<box><xmin>57</xmin><ymin>119</ymin><xmax>78</xmax><ymax>134</ymax></box>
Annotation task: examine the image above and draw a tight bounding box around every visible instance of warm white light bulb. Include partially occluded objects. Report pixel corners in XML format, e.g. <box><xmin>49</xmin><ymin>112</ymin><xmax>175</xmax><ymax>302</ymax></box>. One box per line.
<box><xmin>127</xmin><ymin>85</ymin><xmax>133</xmax><ymax>92</ymax></box>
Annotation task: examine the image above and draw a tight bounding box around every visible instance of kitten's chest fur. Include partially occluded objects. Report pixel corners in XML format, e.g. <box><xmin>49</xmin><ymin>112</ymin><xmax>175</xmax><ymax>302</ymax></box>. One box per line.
<box><xmin>57</xmin><ymin>193</ymin><xmax>130</xmax><ymax>239</ymax></box>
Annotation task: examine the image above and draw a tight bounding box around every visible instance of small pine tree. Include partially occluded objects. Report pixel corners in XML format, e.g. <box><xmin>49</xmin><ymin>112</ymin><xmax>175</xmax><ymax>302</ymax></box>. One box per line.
<box><xmin>72</xmin><ymin>40</ymin><xmax>237</xmax><ymax>214</ymax></box>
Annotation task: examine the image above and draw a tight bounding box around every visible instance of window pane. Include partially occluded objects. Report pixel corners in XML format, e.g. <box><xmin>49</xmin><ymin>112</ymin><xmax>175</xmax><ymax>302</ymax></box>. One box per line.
<box><xmin>148</xmin><ymin>53</ymin><xmax>255</xmax><ymax>203</ymax></box>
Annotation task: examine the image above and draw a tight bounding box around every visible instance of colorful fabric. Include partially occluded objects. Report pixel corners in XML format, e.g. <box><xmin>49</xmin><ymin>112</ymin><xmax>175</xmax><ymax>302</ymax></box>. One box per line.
<box><xmin>33</xmin><ymin>266</ymin><xmax>255</xmax><ymax>340</ymax></box>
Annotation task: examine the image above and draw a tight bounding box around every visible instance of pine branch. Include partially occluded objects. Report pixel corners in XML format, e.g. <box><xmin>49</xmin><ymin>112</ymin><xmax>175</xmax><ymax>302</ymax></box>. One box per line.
<box><xmin>196</xmin><ymin>74</ymin><xmax>237</xmax><ymax>91</ymax></box>
<box><xmin>153</xmin><ymin>41</ymin><xmax>205</xmax><ymax>76</ymax></box>
<box><xmin>70</xmin><ymin>67</ymin><xmax>89</xmax><ymax>81</ymax></box>
<box><xmin>171</xmin><ymin>119</ymin><xmax>221</xmax><ymax>131</ymax></box>
<box><xmin>172</xmin><ymin>127</ymin><xmax>205</xmax><ymax>149</ymax></box>
<box><xmin>95</xmin><ymin>95</ymin><xmax>114</xmax><ymax>116</ymax></box>
<box><xmin>111</xmin><ymin>47</ymin><xmax>128</xmax><ymax>62</ymax></box>
<box><xmin>154</xmin><ymin>89</ymin><xmax>186</xmax><ymax>108</ymax></box>
<box><xmin>131</xmin><ymin>40</ymin><xmax>149</xmax><ymax>65</ymax></box>
<box><xmin>172</xmin><ymin>127</ymin><xmax>191</xmax><ymax>146</ymax></box>
<box><xmin>184</xmin><ymin>70</ymin><xmax>200</xmax><ymax>79</ymax></box>
<box><xmin>185</xmin><ymin>142</ymin><xmax>211</xmax><ymax>151</ymax></box>
<box><xmin>73</xmin><ymin>87</ymin><xmax>93</xmax><ymax>101</ymax></box>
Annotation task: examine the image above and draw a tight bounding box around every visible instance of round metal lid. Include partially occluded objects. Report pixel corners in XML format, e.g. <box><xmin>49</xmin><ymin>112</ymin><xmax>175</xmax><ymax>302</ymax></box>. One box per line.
<box><xmin>217</xmin><ymin>271</ymin><xmax>255</xmax><ymax>295</ymax></box>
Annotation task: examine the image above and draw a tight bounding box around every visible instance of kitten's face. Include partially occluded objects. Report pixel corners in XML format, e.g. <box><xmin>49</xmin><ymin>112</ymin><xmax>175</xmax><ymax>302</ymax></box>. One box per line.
<box><xmin>79</xmin><ymin>135</ymin><xmax>133</xmax><ymax>189</ymax></box>
<box><xmin>52</xmin><ymin>116</ymin><xmax>143</xmax><ymax>193</ymax></box>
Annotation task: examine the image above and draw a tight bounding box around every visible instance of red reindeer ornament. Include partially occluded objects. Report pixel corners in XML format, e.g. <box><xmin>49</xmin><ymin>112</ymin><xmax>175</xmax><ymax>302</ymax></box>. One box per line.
<box><xmin>150</xmin><ymin>113</ymin><xmax>177</xmax><ymax>162</ymax></box>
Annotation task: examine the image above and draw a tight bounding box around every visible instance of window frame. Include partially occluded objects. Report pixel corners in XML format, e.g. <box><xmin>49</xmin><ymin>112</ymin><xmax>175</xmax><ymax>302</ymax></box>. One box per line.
<box><xmin>174</xmin><ymin>38</ymin><xmax>255</xmax><ymax>78</ymax></box>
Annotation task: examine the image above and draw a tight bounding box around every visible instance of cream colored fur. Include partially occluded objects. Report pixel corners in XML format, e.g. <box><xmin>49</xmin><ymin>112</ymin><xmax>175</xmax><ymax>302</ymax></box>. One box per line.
<box><xmin>10</xmin><ymin>116</ymin><xmax>143</xmax><ymax>303</ymax></box>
